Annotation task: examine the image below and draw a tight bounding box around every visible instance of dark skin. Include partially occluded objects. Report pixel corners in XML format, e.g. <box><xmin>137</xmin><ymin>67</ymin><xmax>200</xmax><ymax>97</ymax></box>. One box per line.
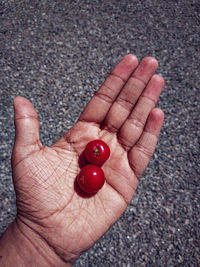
<box><xmin>0</xmin><ymin>54</ymin><xmax>164</xmax><ymax>266</ymax></box>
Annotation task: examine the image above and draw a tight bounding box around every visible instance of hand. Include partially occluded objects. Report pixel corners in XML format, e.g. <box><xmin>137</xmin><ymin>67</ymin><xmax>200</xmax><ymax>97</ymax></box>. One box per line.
<box><xmin>11</xmin><ymin>54</ymin><xmax>164</xmax><ymax>264</ymax></box>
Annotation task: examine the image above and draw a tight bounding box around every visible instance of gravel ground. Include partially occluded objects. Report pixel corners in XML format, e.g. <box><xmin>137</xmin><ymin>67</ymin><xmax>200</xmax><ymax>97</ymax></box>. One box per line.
<box><xmin>0</xmin><ymin>0</ymin><xmax>199</xmax><ymax>266</ymax></box>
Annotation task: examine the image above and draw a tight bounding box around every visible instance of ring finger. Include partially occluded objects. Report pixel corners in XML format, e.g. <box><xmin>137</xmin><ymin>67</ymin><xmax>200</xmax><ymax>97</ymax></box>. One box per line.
<box><xmin>118</xmin><ymin>74</ymin><xmax>164</xmax><ymax>151</ymax></box>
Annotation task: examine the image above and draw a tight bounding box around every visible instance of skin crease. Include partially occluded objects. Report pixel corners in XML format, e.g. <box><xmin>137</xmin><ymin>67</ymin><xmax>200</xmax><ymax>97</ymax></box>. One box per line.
<box><xmin>2</xmin><ymin>54</ymin><xmax>164</xmax><ymax>265</ymax></box>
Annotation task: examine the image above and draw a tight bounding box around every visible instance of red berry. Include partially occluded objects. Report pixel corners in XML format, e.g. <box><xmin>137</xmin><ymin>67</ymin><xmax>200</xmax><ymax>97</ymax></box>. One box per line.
<box><xmin>84</xmin><ymin>139</ymin><xmax>110</xmax><ymax>166</ymax></box>
<box><xmin>77</xmin><ymin>165</ymin><xmax>105</xmax><ymax>194</ymax></box>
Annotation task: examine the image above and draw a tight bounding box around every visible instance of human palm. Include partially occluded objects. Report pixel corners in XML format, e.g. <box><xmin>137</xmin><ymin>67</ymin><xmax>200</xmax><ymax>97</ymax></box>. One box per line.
<box><xmin>11</xmin><ymin>55</ymin><xmax>164</xmax><ymax>264</ymax></box>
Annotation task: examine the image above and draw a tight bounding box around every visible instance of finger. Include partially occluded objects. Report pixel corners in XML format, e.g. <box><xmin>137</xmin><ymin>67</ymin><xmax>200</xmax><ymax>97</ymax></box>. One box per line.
<box><xmin>102</xmin><ymin>57</ymin><xmax>158</xmax><ymax>132</ymax></box>
<box><xmin>78</xmin><ymin>54</ymin><xmax>139</xmax><ymax>125</ymax></box>
<box><xmin>12</xmin><ymin>96</ymin><xmax>42</xmax><ymax>165</ymax></box>
<box><xmin>128</xmin><ymin>108</ymin><xmax>164</xmax><ymax>179</ymax></box>
<box><xmin>118</xmin><ymin>74</ymin><xmax>165</xmax><ymax>150</ymax></box>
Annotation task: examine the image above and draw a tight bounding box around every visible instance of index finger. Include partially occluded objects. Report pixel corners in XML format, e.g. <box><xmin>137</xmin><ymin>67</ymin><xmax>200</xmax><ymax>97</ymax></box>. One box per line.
<box><xmin>78</xmin><ymin>54</ymin><xmax>139</xmax><ymax>126</ymax></box>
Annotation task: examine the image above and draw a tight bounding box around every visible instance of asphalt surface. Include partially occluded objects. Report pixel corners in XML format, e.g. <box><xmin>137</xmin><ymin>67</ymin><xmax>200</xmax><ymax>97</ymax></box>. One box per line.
<box><xmin>0</xmin><ymin>0</ymin><xmax>199</xmax><ymax>266</ymax></box>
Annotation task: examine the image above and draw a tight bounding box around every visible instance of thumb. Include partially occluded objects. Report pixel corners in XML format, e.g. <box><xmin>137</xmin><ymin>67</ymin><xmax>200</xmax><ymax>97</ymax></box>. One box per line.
<box><xmin>12</xmin><ymin>96</ymin><xmax>42</xmax><ymax>166</ymax></box>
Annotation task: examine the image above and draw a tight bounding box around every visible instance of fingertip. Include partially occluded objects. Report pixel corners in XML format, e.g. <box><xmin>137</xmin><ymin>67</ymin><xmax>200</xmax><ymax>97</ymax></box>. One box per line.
<box><xmin>153</xmin><ymin>73</ymin><xmax>165</xmax><ymax>83</ymax></box>
<box><xmin>12</xmin><ymin>96</ymin><xmax>41</xmax><ymax>155</ymax></box>
<box><xmin>133</xmin><ymin>56</ymin><xmax>159</xmax><ymax>80</ymax></box>
<box><xmin>142</xmin><ymin>56</ymin><xmax>159</xmax><ymax>69</ymax></box>
<box><xmin>148</xmin><ymin>108</ymin><xmax>164</xmax><ymax>133</ymax></box>
<box><xmin>153</xmin><ymin>74</ymin><xmax>165</xmax><ymax>88</ymax></box>
<box><xmin>13</xmin><ymin>96</ymin><xmax>26</xmax><ymax>105</ymax></box>
<box><xmin>13</xmin><ymin>96</ymin><xmax>33</xmax><ymax>108</ymax></box>
<box><xmin>151</xmin><ymin>108</ymin><xmax>164</xmax><ymax>120</ymax></box>
<box><xmin>148</xmin><ymin>56</ymin><xmax>159</xmax><ymax>65</ymax></box>
<box><xmin>143</xmin><ymin>74</ymin><xmax>165</xmax><ymax>99</ymax></box>
<box><xmin>124</xmin><ymin>53</ymin><xmax>138</xmax><ymax>63</ymax></box>
<box><xmin>13</xmin><ymin>96</ymin><xmax>38</xmax><ymax>119</ymax></box>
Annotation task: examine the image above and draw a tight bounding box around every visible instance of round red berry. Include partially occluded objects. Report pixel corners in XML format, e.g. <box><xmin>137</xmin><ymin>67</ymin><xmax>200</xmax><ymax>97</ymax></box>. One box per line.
<box><xmin>84</xmin><ymin>139</ymin><xmax>110</xmax><ymax>166</ymax></box>
<box><xmin>77</xmin><ymin>165</ymin><xmax>105</xmax><ymax>194</ymax></box>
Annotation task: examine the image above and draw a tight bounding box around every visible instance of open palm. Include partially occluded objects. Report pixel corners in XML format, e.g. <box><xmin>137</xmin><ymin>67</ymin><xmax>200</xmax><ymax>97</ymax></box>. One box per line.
<box><xmin>11</xmin><ymin>55</ymin><xmax>164</xmax><ymax>264</ymax></box>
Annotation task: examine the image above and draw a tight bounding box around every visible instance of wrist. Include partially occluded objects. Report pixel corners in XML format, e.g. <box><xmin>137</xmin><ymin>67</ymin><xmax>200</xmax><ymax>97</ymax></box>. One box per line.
<box><xmin>0</xmin><ymin>219</ymin><xmax>71</xmax><ymax>266</ymax></box>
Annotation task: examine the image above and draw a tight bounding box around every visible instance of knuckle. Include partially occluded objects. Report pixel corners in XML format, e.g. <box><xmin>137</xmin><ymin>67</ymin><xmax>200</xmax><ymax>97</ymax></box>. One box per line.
<box><xmin>141</xmin><ymin>95</ymin><xmax>157</xmax><ymax>106</ymax></box>
<box><xmin>116</xmin><ymin>95</ymin><xmax>134</xmax><ymax>110</ymax></box>
<box><xmin>128</xmin><ymin>115</ymin><xmax>145</xmax><ymax>130</ymax></box>
<box><xmin>129</xmin><ymin>162</ymin><xmax>141</xmax><ymax>180</ymax></box>
<box><xmin>117</xmin><ymin>134</ymin><xmax>133</xmax><ymax>151</ymax></box>
<box><xmin>95</xmin><ymin>89</ymin><xmax>113</xmax><ymax>104</ymax></box>
<box><xmin>103</xmin><ymin>121</ymin><xmax>119</xmax><ymax>133</ymax></box>
<box><xmin>110</xmin><ymin>72</ymin><xmax>126</xmax><ymax>83</ymax></box>
<box><xmin>135</xmin><ymin>143</ymin><xmax>153</xmax><ymax>160</ymax></box>
<box><xmin>129</xmin><ymin>75</ymin><xmax>146</xmax><ymax>89</ymax></box>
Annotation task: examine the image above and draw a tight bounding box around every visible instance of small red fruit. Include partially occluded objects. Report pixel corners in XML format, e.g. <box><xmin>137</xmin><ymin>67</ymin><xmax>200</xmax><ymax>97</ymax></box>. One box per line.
<box><xmin>77</xmin><ymin>165</ymin><xmax>105</xmax><ymax>194</ymax></box>
<box><xmin>84</xmin><ymin>139</ymin><xmax>110</xmax><ymax>166</ymax></box>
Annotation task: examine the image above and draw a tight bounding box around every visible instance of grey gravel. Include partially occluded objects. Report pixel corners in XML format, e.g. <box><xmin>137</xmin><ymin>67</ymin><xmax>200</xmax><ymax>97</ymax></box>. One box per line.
<box><xmin>0</xmin><ymin>0</ymin><xmax>199</xmax><ymax>266</ymax></box>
